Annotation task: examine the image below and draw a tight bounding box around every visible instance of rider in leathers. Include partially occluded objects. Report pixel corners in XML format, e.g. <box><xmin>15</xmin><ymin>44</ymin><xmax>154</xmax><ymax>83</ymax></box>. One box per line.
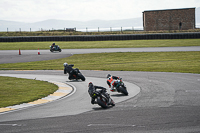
<box><xmin>107</xmin><ymin>74</ymin><xmax>122</xmax><ymax>91</ymax></box>
<box><xmin>63</xmin><ymin>62</ymin><xmax>79</xmax><ymax>80</ymax></box>
<box><xmin>88</xmin><ymin>82</ymin><xmax>110</xmax><ymax>104</ymax></box>
<box><xmin>51</xmin><ymin>42</ymin><xmax>55</xmax><ymax>50</ymax></box>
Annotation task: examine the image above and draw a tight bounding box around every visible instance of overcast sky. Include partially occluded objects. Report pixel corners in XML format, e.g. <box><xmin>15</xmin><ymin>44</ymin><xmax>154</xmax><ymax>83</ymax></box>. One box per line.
<box><xmin>0</xmin><ymin>0</ymin><xmax>199</xmax><ymax>23</ymax></box>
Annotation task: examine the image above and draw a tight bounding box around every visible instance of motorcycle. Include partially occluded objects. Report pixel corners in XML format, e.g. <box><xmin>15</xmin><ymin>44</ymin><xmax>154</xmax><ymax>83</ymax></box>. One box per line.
<box><xmin>50</xmin><ymin>45</ymin><xmax>62</xmax><ymax>52</ymax></box>
<box><xmin>112</xmin><ymin>79</ymin><xmax>128</xmax><ymax>95</ymax></box>
<box><xmin>92</xmin><ymin>90</ymin><xmax>115</xmax><ymax>109</ymax></box>
<box><xmin>69</xmin><ymin>68</ymin><xmax>85</xmax><ymax>81</ymax></box>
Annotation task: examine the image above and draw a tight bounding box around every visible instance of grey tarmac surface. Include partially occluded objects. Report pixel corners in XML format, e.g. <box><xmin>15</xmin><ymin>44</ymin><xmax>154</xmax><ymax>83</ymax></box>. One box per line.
<box><xmin>0</xmin><ymin>72</ymin><xmax>140</xmax><ymax>121</ymax></box>
<box><xmin>0</xmin><ymin>47</ymin><xmax>200</xmax><ymax>133</ymax></box>
<box><xmin>0</xmin><ymin>70</ymin><xmax>200</xmax><ymax>133</ymax></box>
<box><xmin>1</xmin><ymin>46</ymin><xmax>200</xmax><ymax>64</ymax></box>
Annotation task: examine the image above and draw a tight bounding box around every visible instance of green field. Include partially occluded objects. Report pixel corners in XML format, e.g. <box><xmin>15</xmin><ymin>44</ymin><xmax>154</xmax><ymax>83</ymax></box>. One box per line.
<box><xmin>0</xmin><ymin>51</ymin><xmax>200</xmax><ymax>74</ymax></box>
<box><xmin>0</xmin><ymin>76</ymin><xmax>58</xmax><ymax>108</ymax></box>
<box><xmin>0</xmin><ymin>39</ymin><xmax>200</xmax><ymax>50</ymax></box>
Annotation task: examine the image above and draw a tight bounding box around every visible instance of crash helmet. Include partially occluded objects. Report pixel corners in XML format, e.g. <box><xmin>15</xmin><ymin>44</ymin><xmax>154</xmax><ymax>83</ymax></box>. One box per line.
<box><xmin>107</xmin><ymin>74</ymin><xmax>111</xmax><ymax>78</ymax></box>
<box><xmin>52</xmin><ymin>42</ymin><xmax>55</xmax><ymax>45</ymax></box>
<box><xmin>63</xmin><ymin>62</ymin><xmax>68</xmax><ymax>67</ymax></box>
<box><xmin>88</xmin><ymin>82</ymin><xmax>93</xmax><ymax>87</ymax></box>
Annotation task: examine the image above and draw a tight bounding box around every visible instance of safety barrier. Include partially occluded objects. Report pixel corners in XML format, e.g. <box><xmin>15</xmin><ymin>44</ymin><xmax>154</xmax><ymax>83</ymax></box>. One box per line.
<box><xmin>0</xmin><ymin>32</ymin><xmax>200</xmax><ymax>42</ymax></box>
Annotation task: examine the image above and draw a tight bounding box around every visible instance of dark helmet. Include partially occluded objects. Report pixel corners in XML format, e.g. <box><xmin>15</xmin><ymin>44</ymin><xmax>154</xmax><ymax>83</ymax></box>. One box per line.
<box><xmin>52</xmin><ymin>42</ymin><xmax>55</xmax><ymax>45</ymax></box>
<box><xmin>107</xmin><ymin>74</ymin><xmax>111</xmax><ymax>78</ymax></box>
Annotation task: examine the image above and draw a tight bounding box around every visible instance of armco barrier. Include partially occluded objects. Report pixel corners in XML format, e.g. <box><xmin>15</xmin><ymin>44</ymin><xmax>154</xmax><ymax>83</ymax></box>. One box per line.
<box><xmin>0</xmin><ymin>32</ymin><xmax>200</xmax><ymax>42</ymax></box>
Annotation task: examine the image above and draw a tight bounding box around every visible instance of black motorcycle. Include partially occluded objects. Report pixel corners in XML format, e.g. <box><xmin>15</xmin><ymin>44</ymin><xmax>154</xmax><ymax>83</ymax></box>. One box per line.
<box><xmin>92</xmin><ymin>90</ymin><xmax>115</xmax><ymax>108</ymax></box>
<box><xmin>69</xmin><ymin>68</ymin><xmax>85</xmax><ymax>81</ymax></box>
<box><xmin>113</xmin><ymin>79</ymin><xmax>128</xmax><ymax>95</ymax></box>
<box><xmin>50</xmin><ymin>45</ymin><xmax>61</xmax><ymax>52</ymax></box>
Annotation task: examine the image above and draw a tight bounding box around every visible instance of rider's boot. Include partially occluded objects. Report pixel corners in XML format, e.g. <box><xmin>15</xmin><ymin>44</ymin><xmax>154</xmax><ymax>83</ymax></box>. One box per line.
<box><xmin>110</xmin><ymin>88</ymin><xmax>116</xmax><ymax>92</ymax></box>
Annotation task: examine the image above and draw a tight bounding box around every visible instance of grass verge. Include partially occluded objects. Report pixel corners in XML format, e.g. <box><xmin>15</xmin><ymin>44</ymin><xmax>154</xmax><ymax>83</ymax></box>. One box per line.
<box><xmin>1</xmin><ymin>29</ymin><xmax>200</xmax><ymax>36</ymax></box>
<box><xmin>0</xmin><ymin>51</ymin><xmax>200</xmax><ymax>74</ymax></box>
<box><xmin>0</xmin><ymin>76</ymin><xmax>58</xmax><ymax>108</ymax></box>
<box><xmin>0</xmin><ymin>39</ymin><xmax>200</xmax><ymax>50</ymax></box>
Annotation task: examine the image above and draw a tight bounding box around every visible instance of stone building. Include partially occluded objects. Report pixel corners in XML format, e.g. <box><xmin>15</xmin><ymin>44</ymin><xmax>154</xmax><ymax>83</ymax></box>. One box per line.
<box><xmin>143</xmin><ymin>8</ymin><xmax>195</xmax><ymax>31</ymax></box>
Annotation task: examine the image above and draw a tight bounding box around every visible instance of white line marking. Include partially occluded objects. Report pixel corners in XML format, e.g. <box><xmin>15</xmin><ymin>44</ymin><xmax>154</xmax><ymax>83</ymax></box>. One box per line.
<box><xmin>0</xmin><ymin>124</ymin><xmax>19</xmax><ymax>126</ymax></box>
<box><xmin>87</xmin><ymin>124</ymin><xmax>135</xmax><ymax>127</ymax></box>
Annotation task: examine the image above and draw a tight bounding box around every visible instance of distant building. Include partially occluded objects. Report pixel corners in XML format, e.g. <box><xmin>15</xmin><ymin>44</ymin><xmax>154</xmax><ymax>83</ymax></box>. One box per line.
<box><xmin>143</xmin><ymin>8</ymin><xmax>195</xmax><ymax>31</ymax></box>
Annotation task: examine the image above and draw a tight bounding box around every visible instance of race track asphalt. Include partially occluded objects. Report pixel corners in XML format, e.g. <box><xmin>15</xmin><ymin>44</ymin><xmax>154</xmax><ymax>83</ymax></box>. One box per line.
<box><xmin>0</xmin><ymin>47</ymin><xmax>200</xmax><ymax>133</ymax></box>
<box><xmin>1</xmin><ymin>46</ymin><xmax>200</xmax><ymax>64</ymax></box>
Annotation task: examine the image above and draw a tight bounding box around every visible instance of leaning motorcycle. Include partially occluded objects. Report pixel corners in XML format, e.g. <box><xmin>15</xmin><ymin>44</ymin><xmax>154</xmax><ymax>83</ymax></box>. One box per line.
<box><xmin>92</xmin><ymin>90</ymin><xmax>115</xmax><ymax>109</ymax></box>
<box><xmin>50</xmin><ymin>45</ymin><xmax>62</xmax><ymax>52</ymax></box>
<box><xmin>69</xmin><ymin>68</ymin><xmax>85</xmax><ymax>81</ymax></box>
<box><xmin>112</xmin><ymin>79</ymin><xmax>128</xmax><ymax>95</ymax></box>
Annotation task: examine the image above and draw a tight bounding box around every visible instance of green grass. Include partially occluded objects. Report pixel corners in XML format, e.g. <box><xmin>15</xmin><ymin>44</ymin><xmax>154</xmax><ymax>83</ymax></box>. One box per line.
<box><xmin>0</xmin><ymin>39</ymin><xmax>200</xmax><ymax>50</ymax></box>
<box><xmin>1</xmin><ymin>51</ymin><xmax>200</xmax><ymax>74</ymax></box>
<box><xmin>0</xmin><ymin>76</ymin><xmax>58</xmax><ymax>108</ymax></box>
<box><xmin>1</xmin><ymin>29</ymin><xmax>200</xmax><ymax>37</ymax></box>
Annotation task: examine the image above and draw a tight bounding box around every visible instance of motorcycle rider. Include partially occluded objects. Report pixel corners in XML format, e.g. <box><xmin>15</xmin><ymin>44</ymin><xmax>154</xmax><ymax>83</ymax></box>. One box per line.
<box><xmin>63</xmin><ymin>62</ymin><xmax>79</xmax><ymax>80</ymax></box>
<box><xmin>51</xmin><ymin>42</ymin><xmax>56</xmax><ymax>50</ymax></box>
<box><xmin>107</xmin><ymin>74</ymin><xmax>122</xmax><ymax>92</ymax></box>
<box><xmin>88</xmin><ymin>82</ymin><xmax>111</xmax><ymax>104</ymax></box>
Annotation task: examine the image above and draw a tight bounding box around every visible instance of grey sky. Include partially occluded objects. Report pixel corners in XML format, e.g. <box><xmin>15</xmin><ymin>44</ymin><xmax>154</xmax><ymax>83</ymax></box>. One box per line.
<box><xmin>0</xmin><ymin>0</ymin><xmax>199</xmax><ymax>23</ymax></box>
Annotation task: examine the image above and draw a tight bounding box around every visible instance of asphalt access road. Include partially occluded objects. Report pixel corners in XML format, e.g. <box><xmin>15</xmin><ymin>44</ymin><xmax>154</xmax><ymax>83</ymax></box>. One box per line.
<box><xmin>0</xmin><ymin>70</ymin><xmax>200</xmax><ymax>133</ymax></box>
<box><xmin>1</xmin><ymin>46</ymin><xmax>200</xmax><ymax>64</ymax></box>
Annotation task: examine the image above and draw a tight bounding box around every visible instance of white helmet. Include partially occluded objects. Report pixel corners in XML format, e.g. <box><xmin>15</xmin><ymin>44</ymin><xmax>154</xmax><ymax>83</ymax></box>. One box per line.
<box><xmin>63</xmin><ymin>62</ymin><xmax>68</xmax><ymax>67</ymax></box>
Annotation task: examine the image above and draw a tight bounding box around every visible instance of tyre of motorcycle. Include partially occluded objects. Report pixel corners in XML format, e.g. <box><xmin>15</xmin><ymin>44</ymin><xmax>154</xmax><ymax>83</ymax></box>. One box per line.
<box><xmin>77</xmin><ymin>73</ymin><xmax>85</xmax><ymax>81</ymax></box>
<box><xmin>118</xmin><ymin>86</ymin><xmax>128</xmax><ymax>96</ymax></box>
<box><xmin>110</xmin><ymin>98</ymin><xmax>115</xmax><ymax>106</ymax></box>
<box><xmin>97</xmin><ymin>97</ymin><xmax>108</xmax><ymax>109</ymax></box>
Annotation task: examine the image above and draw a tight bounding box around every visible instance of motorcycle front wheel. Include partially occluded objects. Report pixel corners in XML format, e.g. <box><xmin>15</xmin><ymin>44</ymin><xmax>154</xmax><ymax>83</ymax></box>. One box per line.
<box><xmin>119</xmin><ymin>86</ymin><xmax>128</xmax><ymax>96</ymax></box>
<box><xmin>78</xmin><ymin>73</ymin><xmax>85</xmax><ymax>81</ymax></box>
<box><xmin>110</xmin><ymin>99</ymin><xmax>115</xmax><ymax>106</ymax></box>
<box><xmin>97</xmin><ymin>97</ymin><xmax>108</xmax><ymax>109</ymax></box>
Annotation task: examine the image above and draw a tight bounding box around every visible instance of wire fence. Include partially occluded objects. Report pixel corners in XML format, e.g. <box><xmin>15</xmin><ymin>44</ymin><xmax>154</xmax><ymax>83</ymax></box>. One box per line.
<box><xmin>2</xmin><ymin>26</ymin><xmax>143</xmax><ymax>32</ymax></box>
<box><xmin>77</xmin><ymin>27</ymin><xmax>143</xmax><ymax>32</ymax></box>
